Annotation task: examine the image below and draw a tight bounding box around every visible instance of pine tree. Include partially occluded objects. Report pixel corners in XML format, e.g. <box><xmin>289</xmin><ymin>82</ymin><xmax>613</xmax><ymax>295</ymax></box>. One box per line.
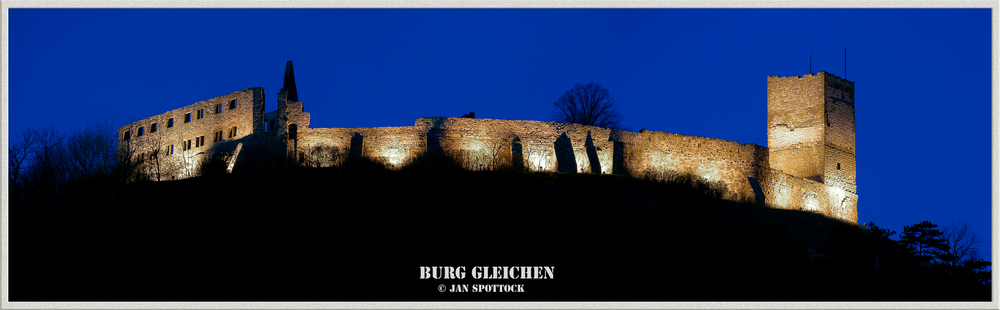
<box><xmin>898</xmin><ymin>221</ymin><xmax>950</xmax><ymax>267</ymax></box>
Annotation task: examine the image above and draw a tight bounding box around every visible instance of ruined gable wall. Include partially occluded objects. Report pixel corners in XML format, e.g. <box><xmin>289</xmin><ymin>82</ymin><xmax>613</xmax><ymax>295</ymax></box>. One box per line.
<box><xmin>117</xmin><ymin>88</ymin><xmax>264</xmax><ymax>179</ymax></box>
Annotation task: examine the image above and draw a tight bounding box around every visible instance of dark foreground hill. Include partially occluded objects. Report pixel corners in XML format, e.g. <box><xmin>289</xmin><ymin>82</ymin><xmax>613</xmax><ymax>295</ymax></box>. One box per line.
<box><xmin>13</xmin><ymin>157</ymin><xmax>990</xmax><ymax>301</ymax></box>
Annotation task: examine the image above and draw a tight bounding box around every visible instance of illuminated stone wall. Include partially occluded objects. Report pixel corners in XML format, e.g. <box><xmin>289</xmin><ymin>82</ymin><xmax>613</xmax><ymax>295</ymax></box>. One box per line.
<box><xmin>117</xmin><ymin>68</ymin><xmax>858</xmax><ymax>223</ymax></box>
<box><xmin>758</xmin><ymin>169</ymin><xmax>858</xmax><ymax>222</ymax></box>
<box><xmin>298</xmin><ymin>126</ymin><xmax>426</xmax><ymax>168</ymax></box>
<box><xmin>414</xmin><ymin>117</ymin><xmax>617</xmax><ymax>173</ymax></box>
<box><xmin>822</xmin><ymin>74</ymin><xmax>857</xmax><ymax>194</ymax></box>
<box><xmin>612</xmin><ymin>130</ymin><xmax>770</xmax><ymax>202</ymax></box>
<box><xmin>117</xmin><ymin>88</ymin><xmax>265</xmax><ymax>179</ymax></box>
<box><xmin>764</xmin><ymin>72</ymin><xmax>857</xmax><ymax>221</ymax></box>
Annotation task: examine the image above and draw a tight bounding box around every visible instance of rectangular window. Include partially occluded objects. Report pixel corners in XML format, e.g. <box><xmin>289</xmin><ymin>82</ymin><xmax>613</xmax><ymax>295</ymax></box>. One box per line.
<box><xmin>168</xmin><ymin>144</ymin><xmax>174</xmax><ymax>155</ymax></box>
<box><xmin>215</xmin><ymin>103</ymin><xmax>222</xmax><ymax>113</ymax></box>
<box><xmin>168</xmin><ymin>118</ymin><xmax>174</xmax><ymax>127</ymax></box>
<box><xmin>197</xmin><ymin>109</ymin><xmax>204</xmax><ymax>119</ymax></box>
<box><xmin>185</xmin><ymin>113</ymin><xmax>191</xmax><ymax>123</ymax></box>
<box><xmin>232</xmin><ymin>126</ymin><xmax>237</xmax><ymax>137</ymax></box>
<box><xmin>200</xmin><ymin>136</ymin><xmax>205</xmax><ymax>147</ymax></box>
<box><xmin>150</xmin><ymin>123</ymin><xmax>158</xmax><ymax>133</ymax></box>
<box><xmin>187</xmin><ymin>139</ymin><xmax>192</xmax><ymax>150</ymax></box>
<box><xmin>123</xmin><ymin>130</ymin><xmax>131</xmax><ymax>141</ymax></box>
<box><xmin>229</xmin><ymin>99</ymin><xmax>236</xmax><ymax>109</ymax></box>
<box><xmin>137</xmin><ymin>127</ymin><xmax>145</xmax><ymax>137</ymax></box>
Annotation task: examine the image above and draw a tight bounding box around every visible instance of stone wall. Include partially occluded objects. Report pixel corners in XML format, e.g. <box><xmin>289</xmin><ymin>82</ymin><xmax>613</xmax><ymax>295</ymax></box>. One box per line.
<box><xmin>758</xmin><ymin>168</ymin><xmax>858</xmax><ymax>222</ymax></box>
<box><xmin>290</xmin><ymin>115</ymin><xmax>858</xmax><ymax>222</ymax></box>
<box><xmin>414</xmin><ymin>117</ymin><xmax>617</xmax><ymax>173</ymax></box>
<box><xmin>115</xmin><ymin>68</ymin><xmax>858</xmax><ymax>223</ymax></box>
<box><xmin>298</xmin><ymin>126</ymin><xmax>426</xmax><ymax>168</ymax></box>
<box><xmin>613</xmin><ymin>130</ymin><xmax>769</xmax><ymax>202</ymax></box>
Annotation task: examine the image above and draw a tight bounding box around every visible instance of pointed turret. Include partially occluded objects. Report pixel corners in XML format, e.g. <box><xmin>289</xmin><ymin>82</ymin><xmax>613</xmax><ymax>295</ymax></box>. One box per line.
<box><xmin>282</xmin><ymin>60</ymin><xmax>298</xmax><ymax>103</ymax></box>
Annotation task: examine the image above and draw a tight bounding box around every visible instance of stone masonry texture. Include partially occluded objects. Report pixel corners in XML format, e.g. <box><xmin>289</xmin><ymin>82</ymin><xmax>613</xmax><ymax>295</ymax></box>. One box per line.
<box><xmin>119</xmin><ymin>64</ymin><xmax>858</xmax><ymax>223</ymax></box>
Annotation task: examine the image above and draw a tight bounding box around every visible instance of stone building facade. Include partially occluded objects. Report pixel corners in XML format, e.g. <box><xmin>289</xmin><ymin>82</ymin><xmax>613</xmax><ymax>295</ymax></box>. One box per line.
<box><xmin>118</xmin><ymin>62</ymin><xmax>858</xmax><ymax>222</ymax></box>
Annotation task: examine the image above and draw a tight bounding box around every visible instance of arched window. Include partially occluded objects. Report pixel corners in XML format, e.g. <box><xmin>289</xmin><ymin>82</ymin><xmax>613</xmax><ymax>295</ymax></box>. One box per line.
<box><xmin>288</xmin><ymin>124</ymin><xmax>298</xmax><ymax>140</ymax></box>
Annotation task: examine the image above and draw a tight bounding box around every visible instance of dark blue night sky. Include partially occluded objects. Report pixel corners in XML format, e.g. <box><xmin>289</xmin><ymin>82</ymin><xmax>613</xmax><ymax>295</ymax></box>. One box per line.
<box><xmin>8</xmin><ymin>9</ymin><xmax>993</xmax><ymax>253</ymax></box>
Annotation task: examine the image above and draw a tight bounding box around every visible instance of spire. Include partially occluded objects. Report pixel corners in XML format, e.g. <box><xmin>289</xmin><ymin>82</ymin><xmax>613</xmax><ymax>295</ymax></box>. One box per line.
<box><xmin>282</xmin><ymin>60</ymin><xmax>299</xmax><ymax>103</ymax></box>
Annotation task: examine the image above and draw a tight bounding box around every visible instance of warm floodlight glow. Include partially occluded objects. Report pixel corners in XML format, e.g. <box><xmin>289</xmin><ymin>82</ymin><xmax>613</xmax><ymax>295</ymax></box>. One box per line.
<box><xmin>828</xmin><ymin>186</ymin><xmax>850</xmax><ymax>220</ymax></box>
<box><xmin>697</xmin><ymin>161</ymin><xmax>722</xmax><ymax>183</ymax></box>
<box><xmin>575</xmin><ymin>150</ymin><xmax>589</xmax><ymax>173</ymax></box>
<box><xmin>649</xmin><ymin>151</ymin><xmax>676</xmax><ymax>172</ymax></box>
<box><xmin>804</xmin><ymin>193</ymin><xmax>820</xmax><ymax>212</ymax></box>
<box><xmin>773</xmin><ymin>182</ymin><xmax>790</xmax><ymax>208</ymax></box>
<box><xmin>380</xmin><ymin>146</ymin><xmax>406</xmax><ymax>167</ymax></box>
<box><xmin>227</xmin><ymin>143</ymin><xmax>243</xmax><ymax>174</ymax></box>
<box><xmin>527</xmin><ymin>150</ymin><xmax>552</xmax><ymax>172</ymax></box>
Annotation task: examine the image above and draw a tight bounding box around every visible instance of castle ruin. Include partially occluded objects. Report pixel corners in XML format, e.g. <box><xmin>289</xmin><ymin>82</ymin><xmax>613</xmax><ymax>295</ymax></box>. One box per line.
<box><xmin>118</xmin><ymin>61</ymin><xmax>858</xmax><ymax>222</ymax></box>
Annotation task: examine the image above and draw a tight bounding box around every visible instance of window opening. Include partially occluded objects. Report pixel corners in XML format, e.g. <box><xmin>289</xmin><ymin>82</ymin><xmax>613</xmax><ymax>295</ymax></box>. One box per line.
<box><xmin>229</xmin><ymin>99</ymin><xmax>236</xmax><ymax>109</ymax></box>
<box><xmin>185</xmin><ymin>113</ymin><xmax>191</xmax><ymax>123</ymax></box>
<box><xmin>137</xmin><ymin>127</ymin><xmax>144</xmax><ymax>137</ymax></box>
<box><xmin>168</xmin><ymin>118</ymin><xmax>174</xmax><ymax>127</ymax></box>
<box><xmin>150</xmin><ymin>123</ymin><xmax>157</xmax><ymax>133</ymax></box>
<box><xmin>215</xmin><ymin>103</ymin><xmax>222</xmax><ymax>113</ymax></box>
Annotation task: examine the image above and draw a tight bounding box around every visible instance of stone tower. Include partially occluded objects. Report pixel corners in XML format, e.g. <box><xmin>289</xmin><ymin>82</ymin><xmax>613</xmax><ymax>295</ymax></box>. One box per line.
<box><xmin>276</xmin><ymin>60</ymin><xmax>299</xmax><ymax>141</ymax></box>
<box><xmin>767</xmin><ymin>72</ymin><xmax>857</xmax><ymax>195</ymax></box>
<box><xmin>275</xmin><ymin>60</ymin><xmax>310</xmax><ymax>156</ymax></box>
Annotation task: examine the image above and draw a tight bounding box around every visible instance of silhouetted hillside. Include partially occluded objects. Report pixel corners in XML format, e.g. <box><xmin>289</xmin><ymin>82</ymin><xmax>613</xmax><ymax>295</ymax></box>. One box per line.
<box><xmin>12</xmin><ymin>156</ymin><xmax>990</xmax><ymax>301</ymax></box>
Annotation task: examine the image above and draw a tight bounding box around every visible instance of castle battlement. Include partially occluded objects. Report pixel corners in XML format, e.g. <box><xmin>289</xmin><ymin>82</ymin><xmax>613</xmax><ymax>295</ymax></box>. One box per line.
<box><xmin>118</xmin><ymin>62</ymin><xmax>858</xmax><ymax>222</ymax></box>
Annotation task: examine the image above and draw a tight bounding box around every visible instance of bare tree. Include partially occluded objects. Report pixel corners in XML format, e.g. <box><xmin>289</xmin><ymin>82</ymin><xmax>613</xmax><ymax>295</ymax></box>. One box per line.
<box><xmin>481</xmin><ymin>131</ymin><xmax>514</xmax><ymax>171</ymax></box>
<box><xmin>552</xmin><ymin>82</ymin><xmax>623</xmax><ymax>130</ymax></box>
<box><xmin>303</xmin><ymin>144</ymin><xmax>347</xmax><ymax>168</ymax></box>
<box><xmin>65</xmin><ymin>122</ymin><xmax>117</xmax><ymax>181</ymax></box>
<box><xmin>941</xmin><ymin>221</ymin><xmax>984</xmax><ymax>266</ymax></box>
<box><xmin>137</xmin><ymin>127</ymin><xmax>168</xmax><ymax>181</ymax></box>
<box><xmin>524</xmin><ymin>144</ymin><xmax>553</xmax><ymax>172</ymax></box>
<box><xmin>9</xmin><ymin>129</ymin><xmax>42</xmax><ymax>203</ymax></box>
<box><xmin>24</xmin><ymin>127</ymin><xmax>69</xmax><ymax>206</ymax></box>
<box><xmin>117</xmin><ymin>123</ymin><xmax>144</xmax><ymax>183</ymax></box>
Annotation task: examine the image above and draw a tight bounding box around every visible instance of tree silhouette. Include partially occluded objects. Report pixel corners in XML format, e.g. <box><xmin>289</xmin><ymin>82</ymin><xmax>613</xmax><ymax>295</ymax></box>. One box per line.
<box><xmin>940</xmin><ymin>221</ymin><xmax>984</xmax><ymax>267</ymax></box>
<box><xmin>552</xmin><ymin>82</ymin><xmax>623</xmax><ymax>130</ymax></box>
<box><xmin>898</xmin><ymin>221</ymin><xmax>950</xmax><ymax>267</ymax></box>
